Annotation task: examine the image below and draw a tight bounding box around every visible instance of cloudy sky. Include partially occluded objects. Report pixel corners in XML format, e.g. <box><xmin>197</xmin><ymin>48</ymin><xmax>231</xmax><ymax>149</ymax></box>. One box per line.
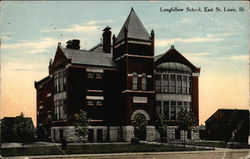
<box><xmin>1</xmin><ymin>1</ymin><xmax>249</xmax><ymax>125</ymax></box>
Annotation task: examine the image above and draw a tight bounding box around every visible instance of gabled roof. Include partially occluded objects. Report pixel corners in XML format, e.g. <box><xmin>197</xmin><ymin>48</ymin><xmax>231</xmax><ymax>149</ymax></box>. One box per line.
<box><xmin>35</xmin><ymin>76</ymin><xmax>52</xmax><ymax>88</ymax></box>
<box><xmin>154</xmin><ymin>54</ymin><xmax>164</xmax><ymax>62</ymax></box>
<box><xmin>89</xmin><ymin>43</ymin><xmax>104</xmax><ymax>52</ymax></box>
<box><xmin>116</xmin><ymin>8</ymin><xmax>150</xmax><ymax>43</ymax></box>
<box><xmin>155</xmin><ymin>45</ymin><xmax>200</xmax><ymax>73</ymax></box>
<box><xmin>205</xmin><ymin>109</ymin><xmax>249</xmax><ymax>124</ymax></box>
<box><xmin>61</xmin><ymin>47</ymin><xmax>117</xmax><ymax>68</ymax></box>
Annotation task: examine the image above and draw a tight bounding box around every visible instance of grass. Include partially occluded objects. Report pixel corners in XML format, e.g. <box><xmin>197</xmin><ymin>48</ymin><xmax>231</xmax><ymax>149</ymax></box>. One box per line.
<box><xmin>188</xmin><ymin>141</ymin><xmax>249</xmax><ymax>149</ymax></box>
<box><xmin>1</xmin><ymin>143</ymin><xmax>206</xmax><ymax>157</ymax></box>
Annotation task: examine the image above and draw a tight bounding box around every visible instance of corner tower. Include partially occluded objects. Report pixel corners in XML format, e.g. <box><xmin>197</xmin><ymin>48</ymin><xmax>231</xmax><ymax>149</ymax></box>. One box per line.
<box><xmin>113</xmin><ymin>8</ymin><xmax>155</xmax><ymax>141</ymax></box>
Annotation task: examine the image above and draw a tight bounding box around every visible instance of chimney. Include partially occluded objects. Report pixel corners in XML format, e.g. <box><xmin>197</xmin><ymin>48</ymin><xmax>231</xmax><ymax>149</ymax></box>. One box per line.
<box><xmin>102</xmin><ymin>26</ymin><xmax>112</xmax><ymax>53</ymax></box>
<box><xmin>66</xmin><ymin>39</ymin><xmax>80</xmax><ymax>49</ymax></box>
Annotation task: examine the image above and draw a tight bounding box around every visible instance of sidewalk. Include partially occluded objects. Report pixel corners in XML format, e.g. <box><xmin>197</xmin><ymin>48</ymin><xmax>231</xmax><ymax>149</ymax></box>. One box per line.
<box><xmin>3</xmin><ymin>149</ymin><xmax>250</xmax><ymax>159</ymax></box>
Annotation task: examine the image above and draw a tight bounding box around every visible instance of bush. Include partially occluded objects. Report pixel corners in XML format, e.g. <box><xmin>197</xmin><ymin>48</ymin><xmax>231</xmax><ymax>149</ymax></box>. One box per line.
<box><xmin>131</xmin><ymin>137</ymin><xmax>140</xmax><ymax>145</ymax></box>
<box><xmin>161</xmin><ymin>137</ymin><xmax>167</xmax><ymax>143</ymax></box>
<box><xmin>227</xmin><ymin>142</ymin><xmax>249</xmax><ymax>149</ymax></box>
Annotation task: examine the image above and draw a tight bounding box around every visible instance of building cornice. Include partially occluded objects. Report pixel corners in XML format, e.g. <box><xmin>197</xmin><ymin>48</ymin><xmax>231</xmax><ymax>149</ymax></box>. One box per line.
<box><xmin>192</xmin><ymin>72</ymin><xmax>200</xmax><ymax>77</ymax></box>
<box><xmin>115</xmin><ymin>54</ymin><xmax>154</xmax><ymax>61</ymax></box>
<box><xmin>67</xmin><ymin>64</ymin><xmax>119</xmax><ymax>71</ymax></box>
<box><xmin>86</xmin><ymin>90</ymin><xmax>103</xmax><ymax>93</ymax></box>
<box><xmin>122</xmin><ymin>90</ymin><xmax>155</xmax><ymax>94</ymax></box>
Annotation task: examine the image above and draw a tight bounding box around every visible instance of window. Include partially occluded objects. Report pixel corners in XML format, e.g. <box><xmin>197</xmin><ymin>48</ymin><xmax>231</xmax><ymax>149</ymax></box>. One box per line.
<box><xmin>54</xmin><ymin>99</ymin><xmax>66</xmax><ymax>120</ymax></box>
<box><xmin>87</xmin><ymin>71</ymin><xmax>103</xmax><ymax>79</ymax></box>
<box><xmin>86</xmin><ymin>96</ymin><xmax>103</xmax><ymax>106</ymax></box>
<box><xmin>162</xmin><ymin>74</ymin><xmax>168</xmax><ymax>93</ymax></box>
<box><xmin>177</xmin><ymin>75</ymin><xmax>182</xmax><ymax>93</ymax></box>
<box><xmin>87</xmin><ymin>100</ymin><xmax>94</xmax><ymax>106</ymax></box>
<box><xmin>169</xmin><ymin>75</ymin><xmax>176</xmax><ymax>93</ymax></box>
<box><xmin>156</xmin><ymin>101</ymin><xmax>162</xmax><ymax>115</ymax></box>
<box><xmin>132</xmin><ymin>72</ymin><xmax>138</xmax><ymax>90</ymax></box>
<box><xmin>170</xmin><ymin>101</ymin><xmax>176</xmax><ymax>120</ymax></box>
<box><xmin>54</xmin><ymin>70</ymin><xmax>66</xmax><ymax>93</ymax></box>
<box><xmin>141</xmin><ymin>73</ymin><xmax>147</xmax><ymax>90</ymax></box>
<box><xmin>176</xmin><ymin>101</ymin><xmax>182</xmax><ymax>118</ymax></box>
<box><xmin>184</xmin><ymin>102</ymin><xmax>188</xmax><ymax>112</ymax></box>
<box><xmin>95</xmin><ymin>73</ymin><xmax>103</xmax><ymax>79</ymax></box>
<box><xmin>87</xmin><ymin>72</ymin><xmax>94</xmax><ymax>79</ymax></box>
<box><xmin>96</xmin><ymin>101</ymin><xmax>103</xmax><ymax>106</ymax></box>
<box><xmin>187</xmin><ymin>77</ymin><xmax>191</xmax><ymax>94</ymax></box>
<box><xmin>187</xmin><ymin>102</ymin><xmax>191</xmax><ymax>112</ymax></box>
<box><xmin>155</xmin><ymin>74</ymin><xmax>161</xmax><ymax>92</ymax></box>
<box><xmin>182</xmin><ymin>76</ymin><xmax>187</xmax><ymax>94</ymax></box>
<box><xmin>155</xmin><ymin>73</ymin><xmax>191</xmax><ymax>94</ymax></box>
<box><xmin>163</xmin><ymin>101</ymin><xmax>169</xmax><ymax>120</ymax></box>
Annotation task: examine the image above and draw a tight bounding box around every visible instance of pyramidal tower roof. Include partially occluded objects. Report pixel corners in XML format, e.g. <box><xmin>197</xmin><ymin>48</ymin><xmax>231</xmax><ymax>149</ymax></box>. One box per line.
<box><xmin>116</xmin><ymin>8</ymin><xmax>150</xmax><ymax>42</ymax></box>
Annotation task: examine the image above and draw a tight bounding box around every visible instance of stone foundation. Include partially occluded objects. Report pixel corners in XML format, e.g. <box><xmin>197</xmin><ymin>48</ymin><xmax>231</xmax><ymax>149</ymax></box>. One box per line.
<box><xmin>50</xmin><ymin>125</ymin><xmax>200</xmax><ymax>142</ymax></box>
<box><xmin>191</xmin><ymin>127</ymin><xmax>200</xmax><ymax>141</ymax></box>
<box><xmin>180</xmin><ymin>130</ymin><xmax>188</xmax><ymax>140</ymax></box>
<box><xmin>122</xmin><ymin>126</ymin><xmax>134</xmax><ymax>142</ymax></box>
<box><xmin>51</xmin><ymin>126</ymin><xmax>108</xmax><ymax>142</ymax></box>
<box><xmin>146</xmin><ymin>126</ymin><xmax>156</xmax><ymax>142</ymax></box>
<box><xmin>51</xmin><ymin>126</ymin><xmax>79</xmax><ymax>142</ymax></box>
<box><xmin>167</xmin><ymin>126</ymin><xmax>178</xmax><ymax>141</ymax></box>
<box><xmin>109</xmin><ymin>126</ymin><xmax>121</xmax><ymax>141</ymax></box>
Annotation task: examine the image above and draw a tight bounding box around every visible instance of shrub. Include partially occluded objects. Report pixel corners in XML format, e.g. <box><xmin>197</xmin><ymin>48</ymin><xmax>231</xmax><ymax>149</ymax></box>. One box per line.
<box><xmin>227</xmin><ymin>142</ymin><xmax>249</xmax><ymax>149</ymax></box>
<box><xmin>161</xmin><ymin>137</ymin><xmax>167</xmax><ymax>143</ymax></box>
<box><xmin>131</xmin><ymin>137</ymin><xmax>140</xmax><ymax>145</ymax></box>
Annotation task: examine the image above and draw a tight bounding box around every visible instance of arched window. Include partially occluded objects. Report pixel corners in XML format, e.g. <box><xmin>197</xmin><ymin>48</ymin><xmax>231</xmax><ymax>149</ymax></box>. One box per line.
<box><xmin>141</xmin><ymin>73</ymin><xmax>147</xmax><ymax>90</ymax></box>
<box><xmin>132</xmin><ymin>72</ymin><xmax>138</xmax><ymax>90</ymax></box>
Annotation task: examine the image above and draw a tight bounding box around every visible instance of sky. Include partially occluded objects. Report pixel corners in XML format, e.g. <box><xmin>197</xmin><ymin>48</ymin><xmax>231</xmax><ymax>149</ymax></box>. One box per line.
<box><xmin>0</xmin><ymin>1</ymin><xmax>249</xmax><ymax>125</ymax></box>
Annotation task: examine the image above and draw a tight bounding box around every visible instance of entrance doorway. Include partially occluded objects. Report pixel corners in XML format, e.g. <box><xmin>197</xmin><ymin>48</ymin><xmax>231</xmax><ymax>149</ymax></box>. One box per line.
<box><xmin>131</xmin><ymin>110</ymin><xmax>150</xmax><ymax>141</ymax></box>
<box><xmin>175</xmin><ymin>129</ymin><xmax>181</xmax><ymax>139</ymax></box>
<box><xmin>134</xmin><ymin>127</ymin><xmax>146</xmax><ymax>140</ymax></box>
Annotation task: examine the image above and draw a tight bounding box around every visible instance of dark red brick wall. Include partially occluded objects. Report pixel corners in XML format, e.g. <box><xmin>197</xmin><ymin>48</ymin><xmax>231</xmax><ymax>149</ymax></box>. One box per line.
<box><xmin>36</xmin><ymin>78</ymin><xmax>53</xmax><ymax>126</ymax></box>
<box><xmin>191</xmin><ymin>76</ymin><xmax>199</xmax><ymax>125</ymax></box>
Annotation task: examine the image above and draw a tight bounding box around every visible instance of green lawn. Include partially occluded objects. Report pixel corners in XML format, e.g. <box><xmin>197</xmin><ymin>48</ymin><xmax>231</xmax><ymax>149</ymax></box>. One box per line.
<box><xmin>2</xmin><ymin>143</ymin><xmax>207</xmax><ymax>157</ymax></box>
<box><xmin>188</xmin><ymin>141</ymin><xmax>249</xmax><ymax>149</ymax></box>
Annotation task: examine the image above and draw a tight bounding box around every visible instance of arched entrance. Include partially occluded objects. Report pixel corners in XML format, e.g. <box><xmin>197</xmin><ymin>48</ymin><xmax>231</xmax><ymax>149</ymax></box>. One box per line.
<box><xmin>131</xmin><ymin>110</ymin><xmax>150</xmax><ymax>141</ymax></box>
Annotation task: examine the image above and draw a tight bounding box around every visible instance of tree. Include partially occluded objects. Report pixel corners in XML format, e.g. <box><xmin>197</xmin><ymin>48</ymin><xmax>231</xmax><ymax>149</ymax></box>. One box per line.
<box><xmin>131</xmin><ymin>113</ymin><xmax>147</xmax><ymax>140</ymax></box>
<box><xmin>74</xmin><ymin>110</ymin><xmax>89</xmax><ymax>151</ymax></box>
<box><xmin>177</xmin><ymin>111</ymin><xmax>197</xmax><ymax>146</ymax></box>
<box><xmin>155</xmin><ymin>113</ymin><xmax>168</xmax><ymax>142</ymax></box>
<box><xmin>13</xmin><ymin>113</ymin><xmax>35</xmax><ymax>154</ymax></box>
<box><xmin>178</xmin><ymin>111</ymin><xmax>197</xmax><ymax>131</ymax></box>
